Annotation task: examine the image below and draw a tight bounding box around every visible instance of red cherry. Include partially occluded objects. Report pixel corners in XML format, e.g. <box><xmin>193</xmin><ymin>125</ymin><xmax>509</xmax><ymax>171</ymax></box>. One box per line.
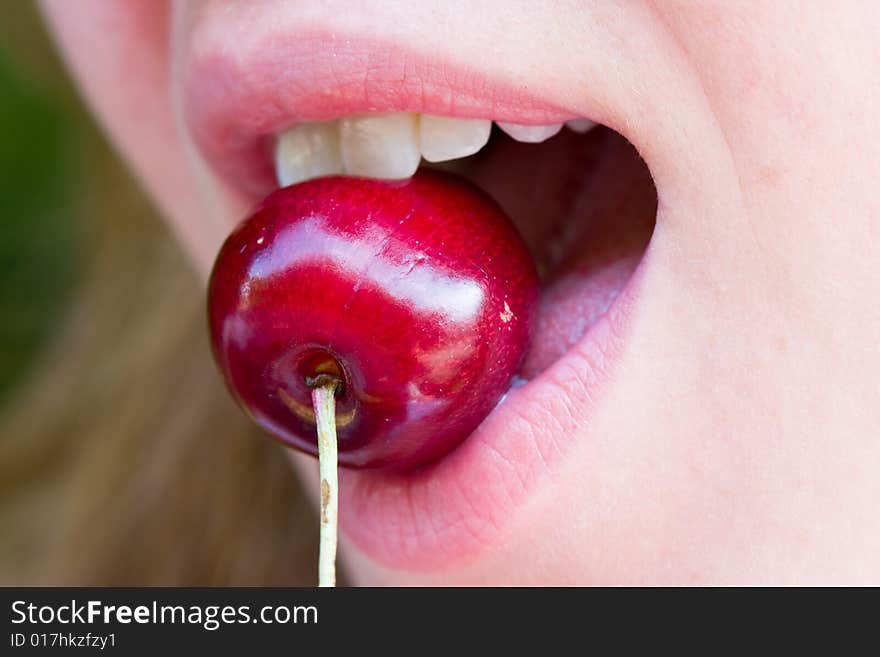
<box><xmin>208</xmin><ymin>170</ymin><xmax>538</xmax><ymax>470</ymax></box>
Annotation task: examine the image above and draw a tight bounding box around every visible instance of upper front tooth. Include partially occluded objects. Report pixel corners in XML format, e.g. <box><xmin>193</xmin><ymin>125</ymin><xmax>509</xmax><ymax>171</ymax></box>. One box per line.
<box><xmin>496</xmin><ymin>121</ymin><xmax>563</xmax><ymax>143</ymax></box>
<box><xmin>340</xmin><ymin>113</ymin><xmax>421</xmax><ymax>179</ymax></box>
<box><xmin>565</xmin><ymin>118</ymin><xmax>597</xmax><ymax>134</ymax></box>
<box><xmin>419</xmin><ymin>115</ymin><xmax>492</xmax><ymax>163</ymax></box>
<box><xmin>275</xmin><ymin>121</ymin><xmax>343</xmax><ymax>187</ymax></box>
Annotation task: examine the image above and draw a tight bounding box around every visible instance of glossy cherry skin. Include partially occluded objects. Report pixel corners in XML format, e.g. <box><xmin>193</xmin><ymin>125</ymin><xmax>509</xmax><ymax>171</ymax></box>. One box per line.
<box><xmin>208</xmin><ymin>170</ymin><xmax>538</xmax><ymax>470</ymax></box>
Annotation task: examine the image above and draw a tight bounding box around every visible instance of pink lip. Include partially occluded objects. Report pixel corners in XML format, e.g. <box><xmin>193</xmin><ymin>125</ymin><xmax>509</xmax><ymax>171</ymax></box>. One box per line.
<box><xmin>182</xmin><ymin>28</ymin><xmax>575</xmax><ymax>199</ymax></box>
<box><xmin>339</xmin><ymin>275</ymin><xmax>643</xmax><ymax>569</ymax></box>
<box><xmin>181</xmin><ymin>22</ymin><xmax>644</xmax><ymax>570</ymax></box>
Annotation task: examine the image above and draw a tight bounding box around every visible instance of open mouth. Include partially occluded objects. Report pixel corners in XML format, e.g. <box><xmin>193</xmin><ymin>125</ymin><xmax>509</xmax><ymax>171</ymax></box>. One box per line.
<box><xmin>269</xmin><ymin>114</ymin><xmax>657</xmax><ymax>382</ymax></box>
<box><xmin>182</xmin><ymin>23</ymin><xmax>657</xmax><ymax>571</ymax></box>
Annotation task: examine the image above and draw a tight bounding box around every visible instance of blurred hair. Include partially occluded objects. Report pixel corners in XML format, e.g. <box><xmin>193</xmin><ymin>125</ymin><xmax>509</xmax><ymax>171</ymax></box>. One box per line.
<box><xmin>0</xmin><ymin>4</ymin><xmax>318</xmax><ymax>586</ymax></box>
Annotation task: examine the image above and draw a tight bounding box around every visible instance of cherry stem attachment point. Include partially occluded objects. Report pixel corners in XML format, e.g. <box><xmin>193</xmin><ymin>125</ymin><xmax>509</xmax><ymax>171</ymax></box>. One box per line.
<box><xmin>311</xmin><ymin>379</ymin><xmax>340</xmax><ymax>587</ymax></box>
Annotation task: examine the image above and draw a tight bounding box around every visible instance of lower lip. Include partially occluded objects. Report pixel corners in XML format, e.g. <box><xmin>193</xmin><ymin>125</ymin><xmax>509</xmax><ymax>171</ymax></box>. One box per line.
<box><xmin>337</xmin><ymin>251</ymin><xmax>650</xmax><ymax>570</ymax></box>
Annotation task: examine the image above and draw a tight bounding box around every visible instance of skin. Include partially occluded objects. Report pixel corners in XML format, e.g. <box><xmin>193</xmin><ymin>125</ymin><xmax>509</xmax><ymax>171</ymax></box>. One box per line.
<box><xmin>41</xmin><ymin>0</ymin><xmax>880</xmax><ymax>584</ymax></box>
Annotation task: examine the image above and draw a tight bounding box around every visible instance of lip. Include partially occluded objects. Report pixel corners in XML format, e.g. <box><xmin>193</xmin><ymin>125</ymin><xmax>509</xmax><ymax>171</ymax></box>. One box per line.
<box><xmin>180</xmin><ymin>12</ymin><xmax>650</xmax><ymax>571</ymax></box>
<box><xmin>181</xmin><ymin>26</ymin><xmax>578</xmax><ymax>200</ymax></box>
<box><xmin>339</xmin><ymin>260</ymin><xmax>646</xmax><ymax>569</ymax></box>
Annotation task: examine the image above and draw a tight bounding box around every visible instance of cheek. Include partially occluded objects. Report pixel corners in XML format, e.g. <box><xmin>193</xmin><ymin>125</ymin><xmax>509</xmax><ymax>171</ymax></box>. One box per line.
<box><xmin>41</xmin><ymin>0</ymin><xmax>227</xmax><ymax>277</ymax></box>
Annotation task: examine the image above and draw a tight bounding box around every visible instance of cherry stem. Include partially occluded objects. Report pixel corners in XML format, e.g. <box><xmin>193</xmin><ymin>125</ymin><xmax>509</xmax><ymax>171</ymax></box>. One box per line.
<box><xmin>311</xmin><ymin>380</ymin><xmax>340</xmax><ymax>587</ymax></box>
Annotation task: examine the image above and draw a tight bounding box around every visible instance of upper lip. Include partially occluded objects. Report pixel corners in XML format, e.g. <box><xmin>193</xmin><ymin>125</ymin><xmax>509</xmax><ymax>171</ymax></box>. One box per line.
<box><xmin>181</xmin><ymin>25</ymin><xmax>577</xmax><ymax>200</ymax></box>
<box><xmin>180</xmin><ymin>13</ymin><xmax>644</xmax><ymax>572</ymax></box>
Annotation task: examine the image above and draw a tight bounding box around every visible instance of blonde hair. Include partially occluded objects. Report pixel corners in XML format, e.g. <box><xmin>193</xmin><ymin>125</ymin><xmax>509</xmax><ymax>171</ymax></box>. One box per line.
<box><xmin>0</xmin><ymin>4</ymin><xmax>318</xmax><ymax>586</ymax></box>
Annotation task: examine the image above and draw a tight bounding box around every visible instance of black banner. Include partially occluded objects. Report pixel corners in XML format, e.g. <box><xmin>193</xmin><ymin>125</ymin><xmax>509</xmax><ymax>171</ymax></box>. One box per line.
<box><xmin>0</xmin><ymin>587</ymin><xmax>869</xmax><ymax>652</ymax></box>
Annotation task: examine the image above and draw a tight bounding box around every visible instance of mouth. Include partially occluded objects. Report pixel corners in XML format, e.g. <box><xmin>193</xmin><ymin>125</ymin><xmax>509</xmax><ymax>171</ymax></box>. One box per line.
<box><xmin>182</xmin><ymin>19</ymin><xmax>657</xmax><ymax>571</ymax></box>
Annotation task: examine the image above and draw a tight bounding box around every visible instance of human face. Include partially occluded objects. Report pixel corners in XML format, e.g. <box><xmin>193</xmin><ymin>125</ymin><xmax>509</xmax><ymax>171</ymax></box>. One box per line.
<box><xmin>43</xmin><ymin>0</ymin><xmax>880</xmax><ymax>584</ymax></box>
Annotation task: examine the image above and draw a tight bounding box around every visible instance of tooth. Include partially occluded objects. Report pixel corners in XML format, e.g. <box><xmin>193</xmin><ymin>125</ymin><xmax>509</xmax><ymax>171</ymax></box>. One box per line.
<box><xmin>275</xmin><ymin>121</ymin><xmax>343</xmax><ymax>187</ymax></box>
<box><xmin>419</xmin><ymin>115</ymin><xmax>492</xmax><ymax>163</ymax></box>
<box><xmin>495</xmin><ymin>121</ymin><xmax>563</xmax><ymax>143</ymax></box>
<box><xmin>340</xmin><ymin>113</ymin><xmax>421</xmax><ymax>179</ymax></box>
<box><xmin>565</xmin><ymin>118</ymin><xmax>597</xmax><ymax>134</ymax></box>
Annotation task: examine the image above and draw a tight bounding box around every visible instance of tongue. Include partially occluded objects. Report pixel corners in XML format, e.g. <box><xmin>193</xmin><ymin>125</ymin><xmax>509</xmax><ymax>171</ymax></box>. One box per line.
<box><xmin>440</xmin><ymin>127</ymin><xmax>657</xmax><ymax>378</ymax></box>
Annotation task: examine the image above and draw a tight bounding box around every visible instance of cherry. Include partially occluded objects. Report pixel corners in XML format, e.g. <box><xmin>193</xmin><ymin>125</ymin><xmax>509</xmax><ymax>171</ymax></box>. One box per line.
<box><xmin>208</xmin><ymin>170</ymin><xmax>538</xmax><ymax>471</ymax></box>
